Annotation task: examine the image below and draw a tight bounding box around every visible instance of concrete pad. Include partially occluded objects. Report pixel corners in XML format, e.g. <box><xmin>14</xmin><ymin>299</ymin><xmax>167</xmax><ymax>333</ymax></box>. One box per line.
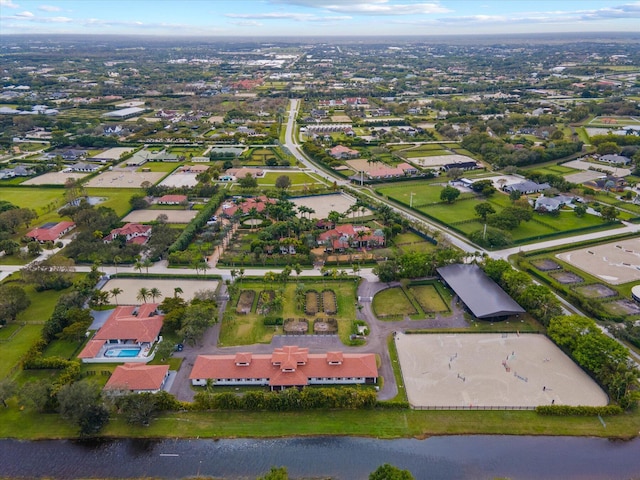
<box><xmin>395</xmin><ymin>332</ymin><xmax>607</xmax><ymax>408</ymax></box>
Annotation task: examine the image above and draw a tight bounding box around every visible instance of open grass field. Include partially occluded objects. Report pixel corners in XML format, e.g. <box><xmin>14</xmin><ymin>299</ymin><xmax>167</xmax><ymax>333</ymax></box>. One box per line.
<box><xmin>408</xmin><ymin>285</ymin><xmax>449</xmax><ymax>313</ymax></box>
<box><xmin>0</xmin><ymin>186</ymin><xmax>64</xmax><ymax>212</ymax></box>
<box><xmin>136</xmin><ymin>162</ymin><xmax>180</xmax><ymax>173</ymax></box>
<box><xmin>395</xmin><ymin>333</ymin><xmax>608</xmax><ymax>408</ymax></box>
<box><xmin>557</xmin><ymin>238</ymin><xmax>640</xmax><ymax>285</ymax></box>
<box><xmin>257</xmin><ymin>171</ymin><xmax>322</xmax><ymax>186</ymax></box>
<box><xmin>85</xmin><ymin>187</ymin><xmax>144</xmax><ymax>217</ymax></box>
<box><xmin>0</xmin><ymin>324</ymin><xmax>43</xmax><ymax>379</ymax></box>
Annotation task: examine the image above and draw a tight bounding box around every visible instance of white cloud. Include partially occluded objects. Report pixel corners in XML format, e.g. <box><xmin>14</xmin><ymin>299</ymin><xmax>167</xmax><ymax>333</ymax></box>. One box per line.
<box><xmin>0</xmin><ymin>0</ymin><xmax>19</xmax><ymax>8</ymax></box>
<box><xmin>230</xmin><ymin>20</ymin><xmax>264</xmax><ymax>27</ymax></box>
<box><xmin>270</xmin><ymin>0</ymin><xmax>450</xmax><ymax>15</ymax></box>
<box><xmin>15</xmin><ymin>10</ymin><xmax>33</xmax><ymax>17</ymax></box>
<box><xmin>38</xmin><ymin>4</ymin><xmax>61</xmax><ymax>12</ymax></box>
<box><xmin>225</xmin><ymin>11</ymin><xmax>350</xmax><ymax>22</ymax></box>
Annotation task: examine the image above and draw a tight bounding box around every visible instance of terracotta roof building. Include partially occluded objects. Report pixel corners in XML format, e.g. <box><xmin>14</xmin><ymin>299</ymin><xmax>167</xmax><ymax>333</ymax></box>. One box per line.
<box><xmin>104</xmin><ymin>363</ymin><xmax>169</xmax><ymax>394</ymax></box>
<box><xmin>317</xmin><ymin>224</ymin><xmax>385</xmax><ymax>251</ymax></box>
<box><xmin>26</xmin><ymin>221</ymin><xmax>75</xmax><ymax>243</ymax></box>
<box><xmin>190</xmin><ymin>346</ymin><xmax>378</xmax><ymax>390</ymax></box>
<box><xmin>103</xmin><ymin>223</ymin><xmax>152</xmax><ymax>244</ymax></box>
<box><xmin>157</xmin><ymin>194</ymin><xmax>188</xmax><ymax>205</ymax></box>
<box><xmin>78</xmin><ymin>303</ymin><xmax>163</xmax><ymax>363</ymax></box>
<box><xmin>221</xmin><ymin>195</ymin><xmax>275</xmax><ymax>217</ymax></box>
<box><xmin>329</xmin><ymin>145</ymin><xmax>360</xmax><ymax>159</ymax></box>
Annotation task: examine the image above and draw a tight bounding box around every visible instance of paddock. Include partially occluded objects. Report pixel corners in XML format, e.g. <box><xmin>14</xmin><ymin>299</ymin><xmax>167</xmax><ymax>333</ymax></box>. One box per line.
<box><xmin>394</xmin><ymin>332</ymin><xmax>607</xmax><ymax>408</ymax></box>
<box><xmin>556</xmin><ymin>238</ymin><xmax>640</xmax><ymax>285</ymax></box>
<box><xmin>100</xmin><ymin>278</ymin><xmax>219</xmax><ymax>305</ymax></box>
<box><xmin>22</xmin><ymin>172</ymin><xmax>88</xmax><ymax>185</ymax></box>
<box><xmin>84</xmin><ymin>170</ymin><xmax>165</xmax><ymax>188</ymax></box>
<box><xmin>290</xmin><ymin>193</ymin><xmax>372</xmax><ymax>219</ymax></box>
<box><xmin>121</xmin><ymin>209</ymin><xmax>197</xmax><ymax>223</ymax></box>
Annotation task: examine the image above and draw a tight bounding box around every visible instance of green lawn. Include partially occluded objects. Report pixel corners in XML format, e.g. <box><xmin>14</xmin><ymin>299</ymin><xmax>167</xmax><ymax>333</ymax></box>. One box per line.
<box><xmin>408</xmin><ymin>285</ymin><xmax>449</xmax><ymax>313</ymax></box>
<box><xmin>403</xmin><ymin>149</ymin><xmax>451</xmax><ymax>158</ymax></box>
<box><xmin>0</xmin><ymin>187</ymin><xmax>64</xmax><ymax>212</ymax></box>
<box><xmin>137</xmin><ymin>162</ymin><xmax>180</xmax><ymax>173</ymax></box>
<box><xmin>258</xmin><ymin>172</ymin><xmax>321</xmax><ymax>186</ymax></box>
<box><xmin>0</xmin><ymin>324</ymin><xmax>42</xmax><ymax>378</ymax></box>
<box><xmin>373</xmin><ymin>287</ymin><xmax>417</xmax><ymax>319</ymax></box>
<box><xmin>85</xmin><ymin>187</ymin><xmax>144</xmax><ymax>216</ymax></box>
<box><xmin>17</xmin><ymin>284</ymin><xmax>75</xmax><ymax>323</ymax></box>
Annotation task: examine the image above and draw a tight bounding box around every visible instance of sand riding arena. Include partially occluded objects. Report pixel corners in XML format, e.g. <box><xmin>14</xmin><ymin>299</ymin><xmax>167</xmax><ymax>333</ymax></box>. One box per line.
<box><xmin>394</xmin><ymin>332</ymin><xmax>607</xmax><ymax>409</ymax></box>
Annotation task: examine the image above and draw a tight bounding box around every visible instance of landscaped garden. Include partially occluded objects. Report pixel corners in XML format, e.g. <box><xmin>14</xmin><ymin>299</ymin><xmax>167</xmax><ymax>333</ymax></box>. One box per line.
<box><xmin>220</xmin><ymin>278</ymin><xmax>358</xmax><ymax>346</ymax></box>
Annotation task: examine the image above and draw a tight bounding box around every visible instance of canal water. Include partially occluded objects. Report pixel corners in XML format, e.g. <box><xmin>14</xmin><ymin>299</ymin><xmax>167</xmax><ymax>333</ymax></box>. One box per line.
<box><xmin>1</xmin><ymin>436</ymin><xmax>638</xmax><ymax>479</ymax></box>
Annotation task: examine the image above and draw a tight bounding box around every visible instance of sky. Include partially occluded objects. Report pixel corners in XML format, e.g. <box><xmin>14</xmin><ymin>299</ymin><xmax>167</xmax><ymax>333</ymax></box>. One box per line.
<box><xmin>1</xmin><ymin>0</ymin><xmax>640</xmax><ymax>37</ymax></box>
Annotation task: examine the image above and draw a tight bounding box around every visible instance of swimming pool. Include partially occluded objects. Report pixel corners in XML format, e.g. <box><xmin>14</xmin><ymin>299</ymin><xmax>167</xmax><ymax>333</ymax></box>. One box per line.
<box><xmin>104</xmin><ymin>346</ymin><xmax>141</xmax><ymax>358</ymax></box>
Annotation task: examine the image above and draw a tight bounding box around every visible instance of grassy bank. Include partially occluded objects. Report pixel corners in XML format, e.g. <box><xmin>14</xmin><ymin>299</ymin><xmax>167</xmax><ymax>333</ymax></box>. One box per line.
<box><xmin>1</xmin><ymin>404</ymin><xmax>638</xmax><ymax>440</ymax></box>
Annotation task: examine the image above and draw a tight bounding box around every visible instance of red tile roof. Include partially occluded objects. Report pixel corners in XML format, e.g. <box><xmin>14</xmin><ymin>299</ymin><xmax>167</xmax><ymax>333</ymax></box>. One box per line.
<box><xmin>158</xmin><ymin>194</ymin><xmax>187</xmax><ymax>204</ymax></box>
<box><xmin>104</xmin><ymin>363</ymin><xmax>169</xmax><ymax>392</ymax></box>
<box><xmin>190</xmin><ymin>346</ymin><xmax>377</xmax><ymax>388</ymax></box>
<box><xmin>26</xmin><ymin>221</ymin><xmax>75</xmax><ymax>242</ymax></box>
<box><xmin>103</xmin><ymin>223</ymin><xmax>151</xmax><ymax>243</ymax></box>
<box><xmin>78</xmin><ymin>304</ymin><xmax>163</xmax><ymax>360</ymax></box>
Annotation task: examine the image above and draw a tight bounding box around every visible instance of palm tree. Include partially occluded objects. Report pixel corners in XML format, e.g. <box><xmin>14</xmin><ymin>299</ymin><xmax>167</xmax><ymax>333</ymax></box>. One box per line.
<box><xmin>110</xmin><ymin>287</ymin><xmax>123</xmax><ymax>305</ymax></box>
<box><xmin>149</xmin><ymin>287</ymin><xmax>163</xmax><ymax>303</ymax></box>
<box><xmin>113</xmin><ymin>255</ymin><xmax>122</xmax><ymax>275</ymax></box>
<box><xmin>134</xmin><ymin>259</ymin><xmax>143</xmax><ymax>276</ymax></box>
<box><xmin>173</xmin><ymin>287</ymin><xmax>183</xmax><ymax>298</ymax></box>
<box><xmin>142</xmin><ymin>258</ymin><xmax>153</xmax><ymax>275</ymax></box>
<box><xmin>137</xmin><ymin>287</ymin><xmax>150</xmax><ymax>304</ymax></box>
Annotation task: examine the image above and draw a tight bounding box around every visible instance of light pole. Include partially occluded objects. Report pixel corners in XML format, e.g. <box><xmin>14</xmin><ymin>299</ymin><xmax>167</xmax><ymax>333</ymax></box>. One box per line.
<box><xmin>410</xmin><ymin>192</ymin><xmax>415</xmax><ymax>208</ymax></box>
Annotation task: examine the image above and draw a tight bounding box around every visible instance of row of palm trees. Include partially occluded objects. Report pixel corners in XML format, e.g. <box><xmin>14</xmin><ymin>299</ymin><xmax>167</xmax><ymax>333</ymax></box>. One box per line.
<box><xmin>107</xmin><ymin>286</ymin><xmax>165</xmax><ymax>305</ymax></box>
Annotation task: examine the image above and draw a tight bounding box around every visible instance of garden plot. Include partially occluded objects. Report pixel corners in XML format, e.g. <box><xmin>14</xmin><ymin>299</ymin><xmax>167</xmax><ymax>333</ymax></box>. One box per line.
<box><xmin>557</xmin><ymin>239</ymin><xmax>640</xmax><ymax>285</ymax></box>
<box><xmin>22</xmin><ymin>172</ymin><xmax>88</xmax><ymax>185</ymax></box>
<box><xmin>395</xmin><ymin>332</ymin><xmax>608</xmax><ymax>408</ymax></box>
<box><xmin>122</xmin><ymin>209</ymin><xmax>197</xmax><ymax>223</ymax></box>
<box><xmin>100</xmin><ymin>278</ymin><xmax>218</xmax><ymax>305</ymax></box>
<box><xmin>158</xmin><ymin>171</ymin><xmax>199</xmax><ymax>188</ymax></box>
<box><xmin>291</xmin><ymin>193</ymin><xmax>372</xmax><ymax>219</ymax></box>
<box><xmin>84</xmin><ymin>170</ymin><xmax>165</xmax><ymax>188</ymax></box>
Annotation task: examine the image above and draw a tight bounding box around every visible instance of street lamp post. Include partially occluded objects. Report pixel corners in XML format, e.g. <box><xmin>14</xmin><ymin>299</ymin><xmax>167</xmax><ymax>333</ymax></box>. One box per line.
<box><xmin>410</xmin><ymin>192</ymin><xmax>415</xmax><ymax>208</ymax></box>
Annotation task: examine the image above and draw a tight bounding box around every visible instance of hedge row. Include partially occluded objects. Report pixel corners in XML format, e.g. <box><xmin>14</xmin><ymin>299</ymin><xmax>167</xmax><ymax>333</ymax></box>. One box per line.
<box><xmin>168</xmin><ymin>191</ymin><xmax>225</xmax><ymax>253</ymax></box>
<box><xmin>193</xmin><ymin>386</ymin><xmax>378</xmax><ymax>411</ymax></box>
<box><xmin>536</xmin><ymin>405</ymin><xmax>623</xmax><ymax>416</ymax></box>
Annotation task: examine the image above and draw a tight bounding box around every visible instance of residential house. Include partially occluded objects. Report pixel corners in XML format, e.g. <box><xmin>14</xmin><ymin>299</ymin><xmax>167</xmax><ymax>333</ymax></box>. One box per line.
<box><xmin>318</xmin><ymin>224</ymin><xmax>385</xmax><ymax>251</ymax></box>
<box><xmin>104</xmin><ymin>363</ymin><xmax>169</xmax><ymax>394</ymax></box>
<box><xmin>329</xmin><ymin>145</ymin><xmax>360</xmax><ymax>159</ymax></box>
<box><xmin>103</xmin><ymin>223</ymin><xmax>152</xmax><ymax>245</ymax></box>
<box><xmin>190</xmin><ymin>345</ymin><xmax>378</xmax><ymax>390</ymax></box>
<box><xmin>224</xmin><ymin>167</ymin><xmax>265</xmax><ymax>181</ymax></box>
<box><xmin>78</xmin><ymin>304</ymin><xmax>163</xmax><ymax>363</ymax></box>
<box><xmin>584</xmin><ymin>176</ymin><xmax>627</xmax><ymax>192</ymax></box>
<box><xmin>103</xmin><ymin>125</ymin><xmax>123</xmax><ymax>135</ymax></box>
<box><xmin>26</xmin><ymin>221</ymin><xmax>75</xmax><ymax>243</ymax></box>
<box><xmin>503</xmin><ymin>181</ymin><xmax>550</xmax><ymax>195</ymax></box>
<box><xmin>599</xmin><ymin>154</ymin><xmax>631</xmax><ymax>165</ymax></box>
<box><xmin>534</xmin><ymin>194</ymin><xmax>575</xmax><ymax>212</ymax></box>
<box><xmin>364</xmin><ymin>162</ymin><xmax>418</xmax><ymax>180</ymax></box>
<box><xmin>221</xmin><ymin>195</ymin><xmax>275</xmax><ymax>217</ymax></box>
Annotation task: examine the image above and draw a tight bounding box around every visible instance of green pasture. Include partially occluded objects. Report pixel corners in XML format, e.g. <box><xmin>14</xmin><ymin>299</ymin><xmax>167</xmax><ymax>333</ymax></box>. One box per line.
<box><xmin>372</xmin><ymin>287</ymin><xmax>417</xmax><ymax>319</ymax></box>
<box><xmin>0</xmin><ymin>187</ymin><xmax>64</xmax><ymax>212</ymax></box>
<box><xmin>524</xmin><ymin>165</ymin><xmax>578</xmax><ymax>176</ymax></box>
<box><xmin>0</xmin><ymin>324</ymin><xmax>43</xmax><ymax>378</ymax></box>
<box><xmin>85</xmin><ymin>187</ymin><xmax>144</xmax><ymax>216</ymax></box>
<box><xmin>258</xmin><ymin>172</ymin><xmax>321</xmax><ymax>186</ymax></box>
<box><xmin>393</xmin><ymin>231</ymin><xmax>437</xmax><ymax>254</ymax></box>
<box><xmin>137</xmin><ymin>162</ymin><xmax>180</xmax><ymax>173</ymax></box>
<box><xmin>403</xmin><ymin>149</ymin><xmax>451</xmax><ymax>158</ymax></box>
<box><xmin>408</xmin><ymin>284</ymin><xmax>449</xmax><ymax>313</ymax></box>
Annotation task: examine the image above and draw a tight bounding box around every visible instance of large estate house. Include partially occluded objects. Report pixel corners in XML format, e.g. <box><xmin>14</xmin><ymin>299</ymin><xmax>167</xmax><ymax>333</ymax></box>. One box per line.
<box><xmin>78</xmin><ymin>304</ymin><xmax>163</xmax><ymax>363</ymax></box>
<box><xmin>329</xmin><ymin>145</ymin><xmax>360</xmax><ymax>159</ymax></box>
<box><xmin>190</xmin><ymin>346</ymin><xmax>378</xmax><ymax>390</ymax></box>
<box><xmin>103</xmin><ymin>223</ymin><xmax>152</xmax><ymax>245</ymax></box>
<box><xmin>26</xmin><ymin>221</ymin><xmax>75</xmax><ymax>243</ymax></box>
<box><xmin>318</xmin><ymin>224</ymin><xmax>385</xmax><ymax>251</ymax></box>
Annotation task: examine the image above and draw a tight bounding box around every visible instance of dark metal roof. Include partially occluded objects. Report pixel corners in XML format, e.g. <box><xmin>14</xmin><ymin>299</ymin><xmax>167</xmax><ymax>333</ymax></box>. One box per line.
<box><xmin>437</xmin><ymin>263</ymin><xmax>525</xmax><ymax>319</ymax></box>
